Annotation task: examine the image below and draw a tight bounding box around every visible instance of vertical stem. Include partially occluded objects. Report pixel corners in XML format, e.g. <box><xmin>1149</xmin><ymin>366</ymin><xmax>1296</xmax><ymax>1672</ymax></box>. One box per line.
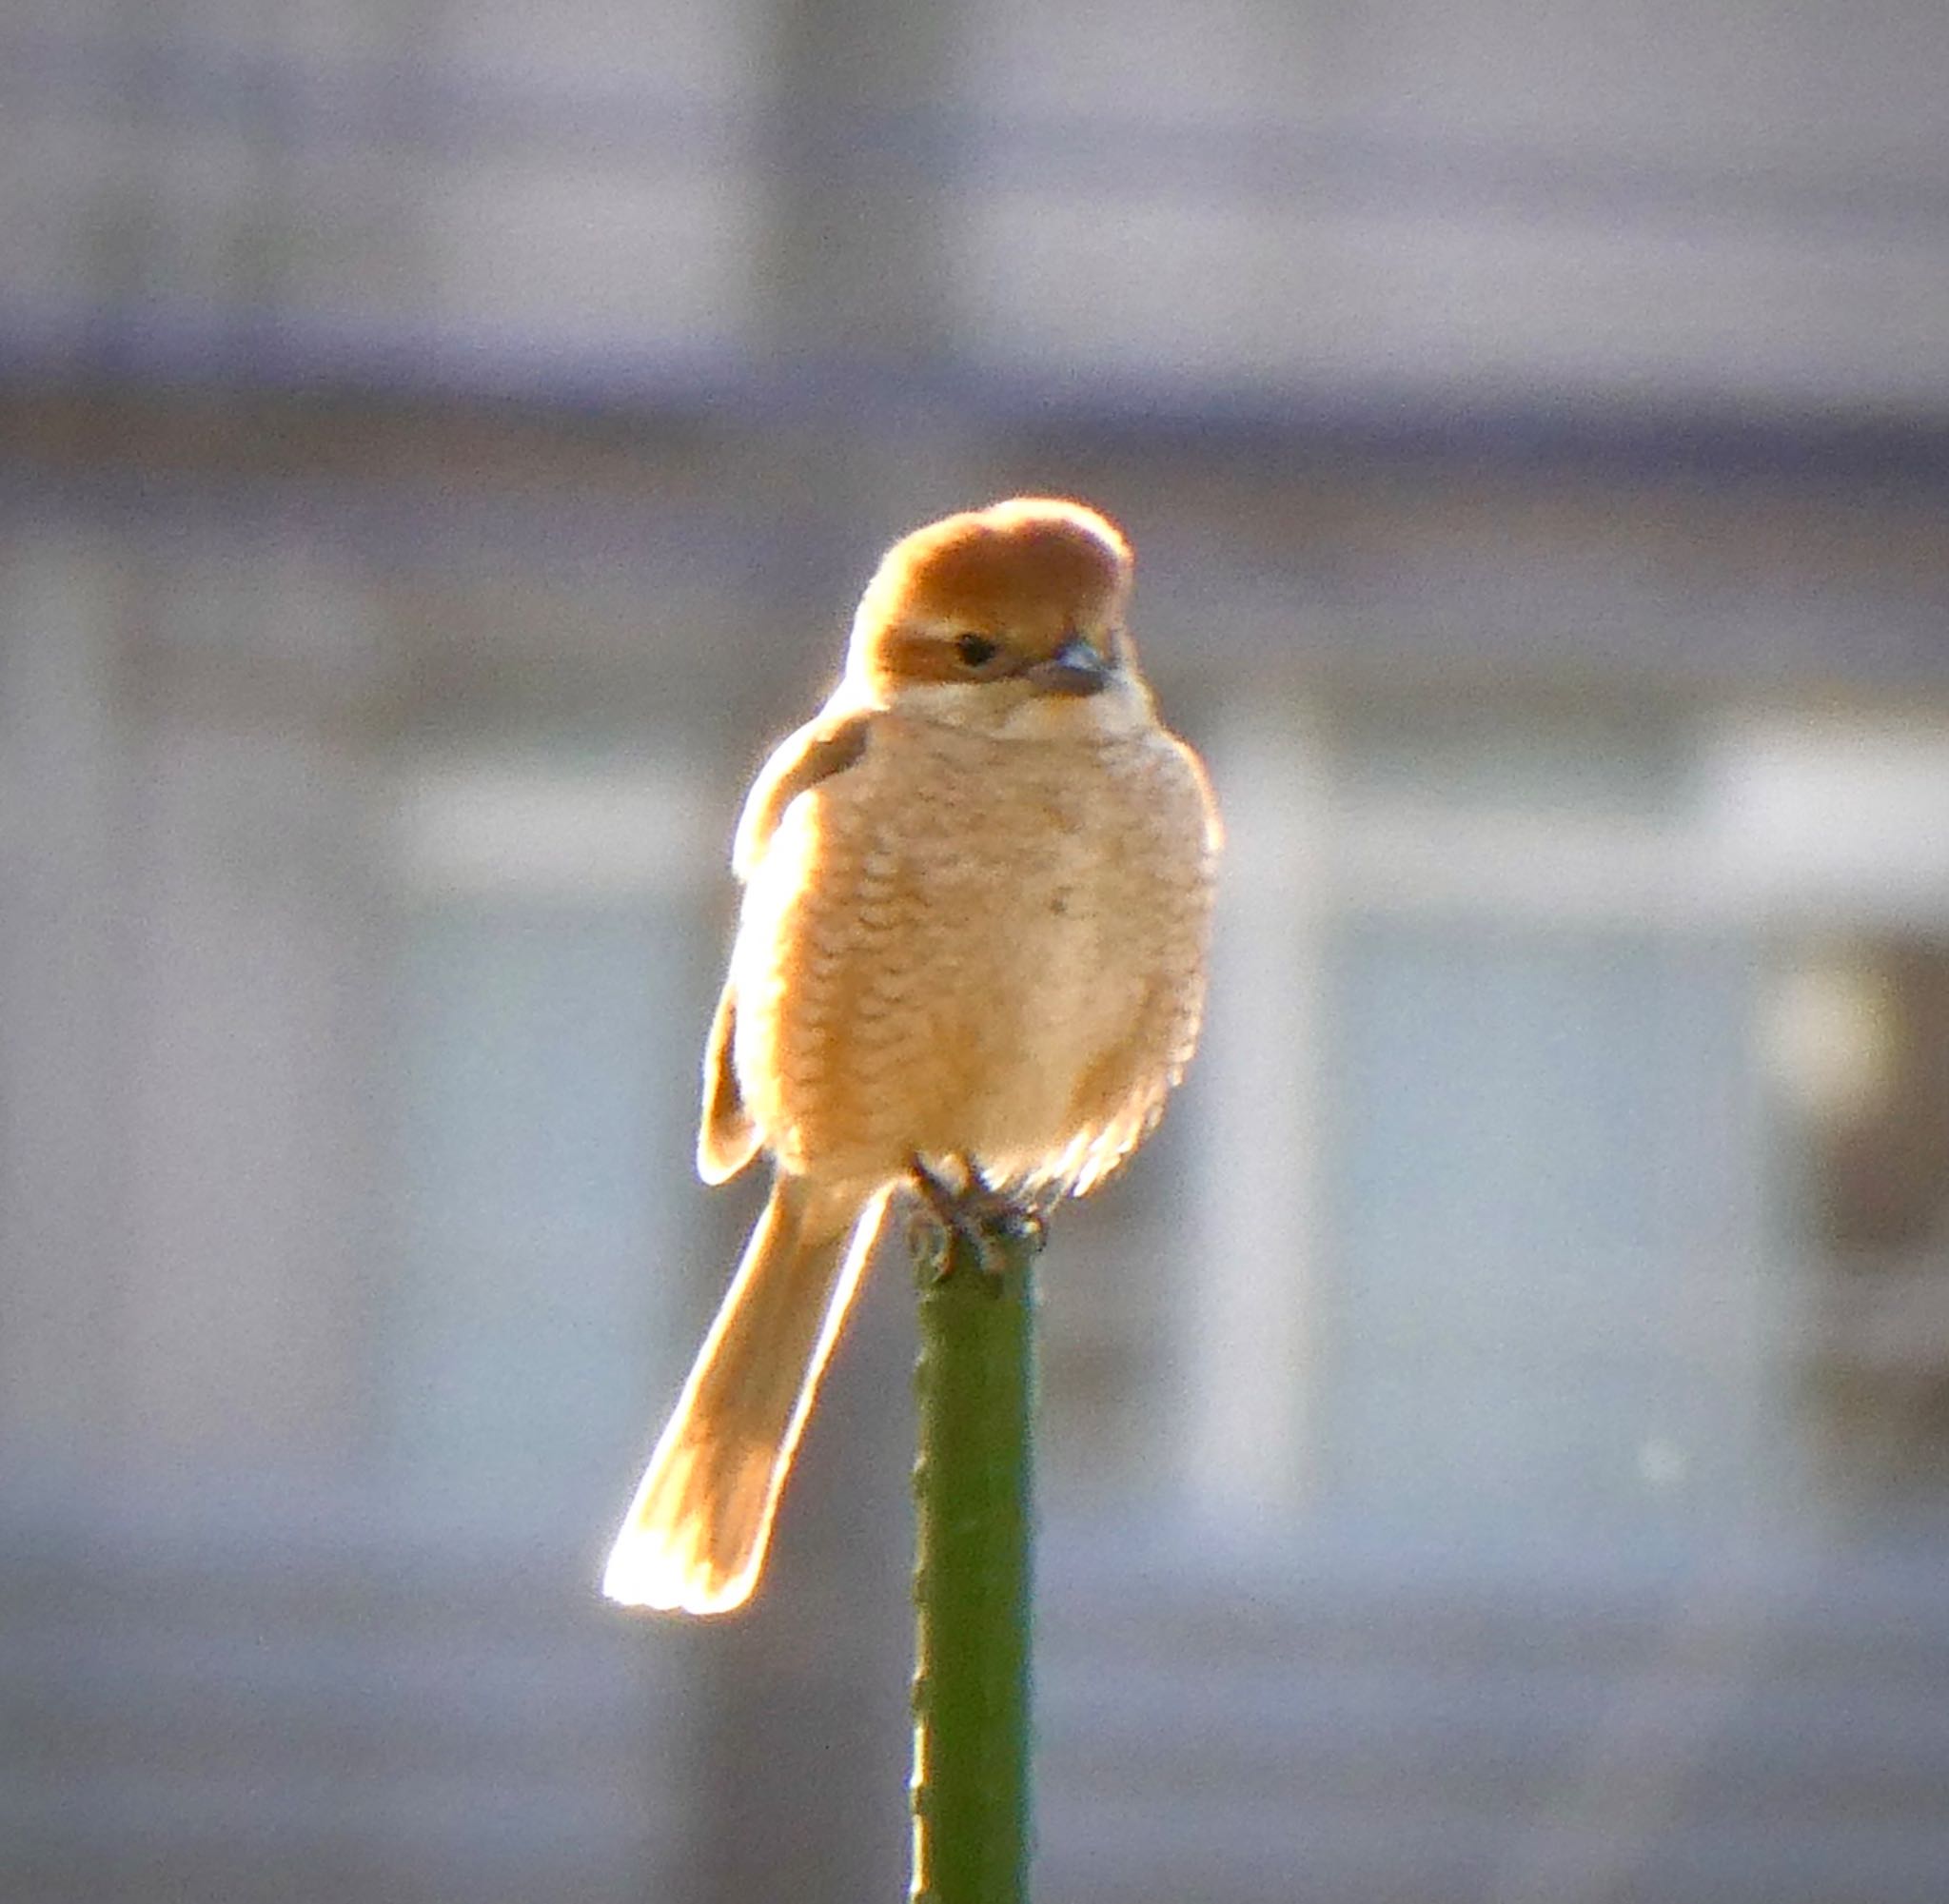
<box><xmin>909</xmin><ymin>1223</ymin><xmax>1038</xmax><ymax>1904</ymax></box>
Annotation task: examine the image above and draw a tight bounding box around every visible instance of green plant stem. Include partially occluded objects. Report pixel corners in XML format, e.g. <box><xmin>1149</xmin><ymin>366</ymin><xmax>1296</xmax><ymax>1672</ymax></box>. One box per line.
<box><xmin>909</xmin><ymin>1220</ymin><xmax>1039</xmax><ymax>1904</ymax></box>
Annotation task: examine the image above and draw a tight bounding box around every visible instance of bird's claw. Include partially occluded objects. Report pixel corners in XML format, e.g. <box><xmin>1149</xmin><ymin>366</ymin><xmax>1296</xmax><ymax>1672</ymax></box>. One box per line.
<box><xmin>907</xmin><ymin>1155</ymin><xmax>1046</xmax><ymax>1285</ymax></box>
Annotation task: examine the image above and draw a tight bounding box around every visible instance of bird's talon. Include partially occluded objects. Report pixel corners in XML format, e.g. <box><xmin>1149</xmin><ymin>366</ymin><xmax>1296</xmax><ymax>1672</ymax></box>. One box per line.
<box><xmin>907</xmin><ymin>1153</ymin><xmax>1045</xmax><ymax>1280</ymax></box>
<box><xmin>905</xmin><ymin>1207</ymin><xmax>955</xmax><ymax>1283</ymax></box>
<box><xmin>998</xmin><ymin>1206</ymin><xmax>1048</xmax><ymax>1253</ymax></box>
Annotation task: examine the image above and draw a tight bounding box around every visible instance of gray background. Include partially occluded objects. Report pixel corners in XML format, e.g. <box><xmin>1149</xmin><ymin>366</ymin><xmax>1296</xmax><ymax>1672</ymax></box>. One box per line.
<box><xmin>5</xmin><ymin>2</ymin><xmax>1949</xmax><ymax>1899</ymax></box>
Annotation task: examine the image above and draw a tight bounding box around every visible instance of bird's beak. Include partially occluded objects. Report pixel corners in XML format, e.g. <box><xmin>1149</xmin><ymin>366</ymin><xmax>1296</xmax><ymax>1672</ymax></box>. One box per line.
<box><xmin>1022</xmin><ymin>637</ymin><xmax>1111</xmax><ymax>697</ymax></box>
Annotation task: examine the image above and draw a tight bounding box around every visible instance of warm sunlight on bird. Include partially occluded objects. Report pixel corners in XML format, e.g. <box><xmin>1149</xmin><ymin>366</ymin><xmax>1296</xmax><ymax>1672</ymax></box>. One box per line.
<box><xmin>601</xmin><ymin>497</ymin><xmax>1222</xmax><ymax>1615</ymax></box>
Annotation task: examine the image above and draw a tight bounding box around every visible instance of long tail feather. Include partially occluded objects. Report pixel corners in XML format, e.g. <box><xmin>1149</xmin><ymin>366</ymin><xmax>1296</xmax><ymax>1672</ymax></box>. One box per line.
<box><xmin>601</xmin><ymin>1174</ymin><xmax>887</xmax><ymax>1615</ymax></box>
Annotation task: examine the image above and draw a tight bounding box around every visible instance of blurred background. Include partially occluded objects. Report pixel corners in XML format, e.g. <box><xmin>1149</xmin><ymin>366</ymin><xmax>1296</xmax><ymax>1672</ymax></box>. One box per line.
<box><xmin>5</xmin><ymin>1</ymin><xmax>1949</xmax><ymax>1900</ymax></box>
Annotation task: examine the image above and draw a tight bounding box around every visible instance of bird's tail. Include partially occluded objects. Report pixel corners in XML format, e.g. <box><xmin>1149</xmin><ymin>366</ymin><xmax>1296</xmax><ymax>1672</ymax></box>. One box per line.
<box><xmin>601</xmin><ymin>1173</ymin><xmax>888</xmax><ymax>1615</ymax></box>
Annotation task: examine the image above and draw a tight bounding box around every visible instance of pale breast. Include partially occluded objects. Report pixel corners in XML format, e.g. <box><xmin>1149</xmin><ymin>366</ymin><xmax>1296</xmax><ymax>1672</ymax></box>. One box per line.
<box><xmin>734</xmin><ymin>711</ymin><xmax>1216</xmax><ymax>1188</ymax></box>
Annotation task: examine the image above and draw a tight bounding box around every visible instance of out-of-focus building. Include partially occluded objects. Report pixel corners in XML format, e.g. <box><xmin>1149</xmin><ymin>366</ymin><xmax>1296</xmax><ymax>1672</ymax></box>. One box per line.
<box><xmin>4</xmin><ymin>4</ymin><xmax>1949</xmax><ymax>1901</ymax></box>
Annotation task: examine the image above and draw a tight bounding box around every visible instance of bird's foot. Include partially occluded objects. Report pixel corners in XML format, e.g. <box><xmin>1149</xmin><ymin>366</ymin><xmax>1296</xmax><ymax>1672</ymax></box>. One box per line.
<box><xmin>907</xmin><ymin>1155</ymin><xmax>1046</xmax><ymax>1285</ymax></box>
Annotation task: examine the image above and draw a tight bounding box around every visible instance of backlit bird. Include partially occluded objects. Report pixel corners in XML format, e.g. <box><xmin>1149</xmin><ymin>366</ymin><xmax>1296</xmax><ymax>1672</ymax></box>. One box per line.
<box><xmin>601</xmin><ymin>497</ymin><xmax>1221</xmax><ymax>1615</ymax></box>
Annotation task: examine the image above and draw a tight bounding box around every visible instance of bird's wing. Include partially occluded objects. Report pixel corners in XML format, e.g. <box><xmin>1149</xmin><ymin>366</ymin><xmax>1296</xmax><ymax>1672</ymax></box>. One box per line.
<box><xmin>698</xmin><ymin>708</ymin><xmax>876</xmax><ymax>1184</ymax></box>
<box><xmin>730</xmin><ymin>709</ymin><xmax>874</xmax><ymax>881</ymax></box>
<box><xmin>697</xmin><ymin>978</ymin><xmax>758</xmax><ymax>1184</ymax></box>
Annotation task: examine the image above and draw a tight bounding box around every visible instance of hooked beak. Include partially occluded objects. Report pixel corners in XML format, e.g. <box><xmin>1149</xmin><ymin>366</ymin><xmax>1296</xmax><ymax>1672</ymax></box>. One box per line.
<box><xmin>1022</xmin><ymin>636</ymin><xmax>1111</xmax><ymax>697</ymax></box>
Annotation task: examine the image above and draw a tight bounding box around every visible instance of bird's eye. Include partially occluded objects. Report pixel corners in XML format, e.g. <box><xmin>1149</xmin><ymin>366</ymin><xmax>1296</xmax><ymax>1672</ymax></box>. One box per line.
<box><xmin>954</xmin><ymin>633</ymin><xmax>998</xmax><ymax>669</ymax></box>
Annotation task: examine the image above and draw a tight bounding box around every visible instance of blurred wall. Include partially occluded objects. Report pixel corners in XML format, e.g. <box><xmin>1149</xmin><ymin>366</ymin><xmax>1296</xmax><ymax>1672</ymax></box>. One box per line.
<box><xmin>4</xmin><ymin>3</ymin><xmax>1949</xmax><ymax>1901</ymax></box>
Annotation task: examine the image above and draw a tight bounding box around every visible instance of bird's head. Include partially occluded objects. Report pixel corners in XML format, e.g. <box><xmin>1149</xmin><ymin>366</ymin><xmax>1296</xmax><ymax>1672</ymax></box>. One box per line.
<box><xmin>843</xmin><ymin>498</ymin><xmax>1154</xmax><ymax>738</ymax></box>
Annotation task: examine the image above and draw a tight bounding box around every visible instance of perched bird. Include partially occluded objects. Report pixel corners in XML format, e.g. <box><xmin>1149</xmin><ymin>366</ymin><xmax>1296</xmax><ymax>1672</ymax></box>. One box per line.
<box><xmin>601</xmin><ymin>497</ymin><xmax>1221</xmax><ymax>1615</ymax></box>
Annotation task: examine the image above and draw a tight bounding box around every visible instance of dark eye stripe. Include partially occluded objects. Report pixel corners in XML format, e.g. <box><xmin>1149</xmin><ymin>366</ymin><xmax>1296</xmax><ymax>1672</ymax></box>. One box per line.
<box><xmin>875</xmin><ymin>627</ymin><xmax>986</xmax><ymax>685</ymax></box>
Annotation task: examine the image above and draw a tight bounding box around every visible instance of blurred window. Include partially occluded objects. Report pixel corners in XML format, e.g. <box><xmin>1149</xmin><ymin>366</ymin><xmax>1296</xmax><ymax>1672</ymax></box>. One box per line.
<box><xmin>383</xmin><ymin>760</ymin><xmax>716</xmax><ymax>1545</ymax></box>
<box><xmin>1314</xmin><ymin>694</ymin><xmax>1791</xmax><ymax>1541</ymax></box>
<box><xmin>1324</xmin><ymin>918</ymin><xmax>1779</xmax><ymax>1537</ymax></box>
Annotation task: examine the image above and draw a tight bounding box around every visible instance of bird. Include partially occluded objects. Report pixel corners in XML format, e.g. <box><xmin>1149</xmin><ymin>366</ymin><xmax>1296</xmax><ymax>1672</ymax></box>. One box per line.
<box><xmin>601</xmin><ymin>496</ymin><xmax>1222</xmax><ymax>1615</ymax></box>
